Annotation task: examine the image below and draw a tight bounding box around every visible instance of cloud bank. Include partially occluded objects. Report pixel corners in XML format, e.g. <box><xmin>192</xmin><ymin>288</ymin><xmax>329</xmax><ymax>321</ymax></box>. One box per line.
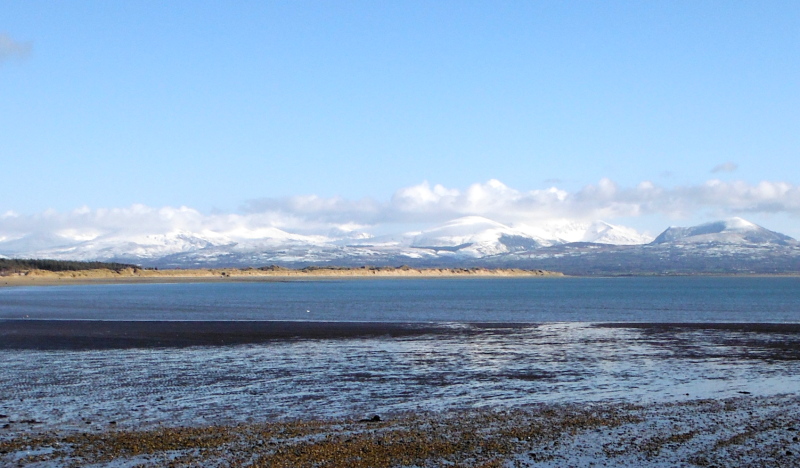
<box><xmin>2</xmin><ymin>179</ymin><xmax>800</xmax><ymax>242</ymax></box>
<box><xmin>243</xmin><ymin>178</ymin><xmax>800</xmax><ymax>227</ymax></box>
<box><xmin>0</xmin><ymin>33</ymin><xmax>32</xmax><ymax>62</ymax></box>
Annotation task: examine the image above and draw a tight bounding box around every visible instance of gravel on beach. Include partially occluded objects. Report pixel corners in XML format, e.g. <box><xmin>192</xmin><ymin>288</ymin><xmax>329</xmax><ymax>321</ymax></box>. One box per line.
<box><xmin>2</xmin><ymin>394</ymin><xmax>799</xmax><ymax>467</ymax></box>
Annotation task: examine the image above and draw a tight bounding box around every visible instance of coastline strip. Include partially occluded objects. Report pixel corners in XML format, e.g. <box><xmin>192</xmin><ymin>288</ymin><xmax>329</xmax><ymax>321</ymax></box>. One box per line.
<box><xmin>0</xmin><ymin>320</ymin><xmax>535</xmax><ymax>350</ymax></box>
<box><xmin>0</xmin><ymin>266</ymin><xmax>564</xmax><ymax>288</ymax></box>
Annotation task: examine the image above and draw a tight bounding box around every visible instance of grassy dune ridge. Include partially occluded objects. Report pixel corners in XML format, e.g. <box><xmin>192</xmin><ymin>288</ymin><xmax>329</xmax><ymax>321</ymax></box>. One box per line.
<box><xmin>0</xmin><ymin>261</ymin><xmax>563</xmax><ymax>286</ymax></box>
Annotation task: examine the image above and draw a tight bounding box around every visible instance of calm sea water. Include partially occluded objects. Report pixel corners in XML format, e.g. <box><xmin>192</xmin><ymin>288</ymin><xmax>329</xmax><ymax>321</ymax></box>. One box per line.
<box><xmin>2</xmin><ymin>276</ymin><xmax>800</xmax><ymax>322</ymax></box>
<box><xmin>2</xmin><ymin>277</ymin><xmax>800</xmax><ymax>434</ymax></box>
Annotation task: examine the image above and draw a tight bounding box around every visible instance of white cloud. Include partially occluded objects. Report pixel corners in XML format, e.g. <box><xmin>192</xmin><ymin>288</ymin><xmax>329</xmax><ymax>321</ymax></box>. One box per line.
<box><xmin>2</xmin><ymin>179</ymin><xmax>800</xmax><ymax>243</ymax></box>
<box><xmin>243</xmin><ymin>178</ymin><xmax>800</xmax><ymax>230</ymax></box>
<box><xmin>391</xmin><ymin>181</ymin><xmax>460</xmax><ymax>213</ymax></box>
<box><xmin>0</xmin><ymin>33</ymin><xmax>31</xmax><ymax>62</ymax></box>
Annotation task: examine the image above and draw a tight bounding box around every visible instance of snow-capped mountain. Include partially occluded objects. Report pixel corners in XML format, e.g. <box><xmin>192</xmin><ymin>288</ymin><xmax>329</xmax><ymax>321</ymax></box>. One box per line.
<box><xmin>651</xmin><ymin>217</ymin><xmax>798</xmax><ymax>246</ymax></box>
<box><xmin>1</xmin><ymin>231</ymin><xmax>225</xmax><ymax>262</ymax></box>
<box><xmin>516</xmin><ymin>220</ymin><xmax>654</xmax><ymax>245</ymax></box>
<box><xmin>492</xmin><ymin>218</ymin><xmax>800</xmax><ymax>275</ymax></box>
<box><xmin>0</xmin><ymin>227</ymin><xmax>328</xmax><ymax>263</ymax></box>
<box><xmin>409</xmin><ymin>216</ymin><xmax>547</xmax><ymax>257</ymax></box>
<box><xmin>338</xmin><ymin>216</ymin><xmax>652</xmax><ymax>260</ymax></box>
<box><xmin>2</xmin><ymin>216</ymin><xmax>797</xmax><ymax>273</ymax></box>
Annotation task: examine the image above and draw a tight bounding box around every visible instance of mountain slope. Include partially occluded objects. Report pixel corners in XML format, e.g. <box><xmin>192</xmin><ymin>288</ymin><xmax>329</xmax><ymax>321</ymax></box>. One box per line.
<box><xmin>522</xmin><ymin>220</ymin><xmax>654</xmax><ymax>245</ymax></box>
<box><xmin>2</xmin><ymin>216</ymin><xmax>796</xmax><ymax>274</ymax></box>
<box><xmin>496</xmin><ymin>218</ymin><xmax>800</xmax><ymax>275</ymax></box>
<box><xmin>651</xmin><ymin>217</ymin><xmax>797</xmax><ymax>246</ymax></box>
<box><xmin>409</xmin><ymin>216</ymin><xmax>547</xmax><ymax>257</ymax></box>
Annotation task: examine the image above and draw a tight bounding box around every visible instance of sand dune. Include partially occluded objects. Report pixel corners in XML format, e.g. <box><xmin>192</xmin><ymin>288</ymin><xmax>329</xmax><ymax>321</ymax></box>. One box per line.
<box><xmin>1</xmin><ymin>265</ymin><xmax>563</xmax><ymax>287</ymax></box>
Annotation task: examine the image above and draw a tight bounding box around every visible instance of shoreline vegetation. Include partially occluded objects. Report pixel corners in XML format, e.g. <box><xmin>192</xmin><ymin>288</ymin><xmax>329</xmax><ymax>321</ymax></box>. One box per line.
<box><xmin>0</xmin><ymin>259</ymin><xmax>563</xmax><ymax>287</ymax></box>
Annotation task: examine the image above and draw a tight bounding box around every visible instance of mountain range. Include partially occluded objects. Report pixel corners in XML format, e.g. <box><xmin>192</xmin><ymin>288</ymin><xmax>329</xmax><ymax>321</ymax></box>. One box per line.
<box><xmin>1</xmin><ymin>216</ymin><xmax>798</xmax><ymax>274</ymax></box>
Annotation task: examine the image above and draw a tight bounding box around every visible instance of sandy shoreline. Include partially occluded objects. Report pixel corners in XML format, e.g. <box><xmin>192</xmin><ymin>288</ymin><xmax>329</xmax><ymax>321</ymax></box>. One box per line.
<box><xmin>3</xmin><ymin>321</ymin><xmax>799</xmax><ymax>466</ymax></box>
<box><xmin>3</xmin><ymin>274</ymin><xmax>799</xmax><ymax>466</ymax></box>
<box><xmin>2</xmin><ymin>395</ymin><xmax>798</xmax><ymax>467</ymax></box>
<box><xmin>0</xmin><ymin>266</ymin><xmax>563</xmax><ymax>287</ymax></box>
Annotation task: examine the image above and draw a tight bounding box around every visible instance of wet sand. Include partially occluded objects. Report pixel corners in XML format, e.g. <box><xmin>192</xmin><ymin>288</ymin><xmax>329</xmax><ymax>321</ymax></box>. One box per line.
<box><xmin>598</xmin><ymin>322</ymin><xmax>800</xmax><ymax>333</ymax></box>
<box><xmin>596</xmin><ymin>322</ymin><xmax>800</xmax><ymax>362</ymax></box>
<box><xmin>2</xmin><ymin>395</ymin><xmax>798</xmax><ymax>467</ymax></box>
<box><xmin>3</xmin><ymin>321</ymin><xmax>800</xmax><ymax>466</ymax></box>
<box><xmin>0</xmin><ymin>320</ymin><xmax>533</xmax><ymax>350</ymax></box>
<box><xmin>4</xmin><ymin>319</ymin><xmax>800</xmax><ymax>352</ymax></box>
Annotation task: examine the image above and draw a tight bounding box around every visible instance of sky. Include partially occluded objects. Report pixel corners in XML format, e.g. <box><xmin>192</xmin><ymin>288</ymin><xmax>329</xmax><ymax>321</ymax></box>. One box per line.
<box><xmin>2</xmin><ymin>1</ymin><xmax>800</xmax><ymax>239</ymax></box>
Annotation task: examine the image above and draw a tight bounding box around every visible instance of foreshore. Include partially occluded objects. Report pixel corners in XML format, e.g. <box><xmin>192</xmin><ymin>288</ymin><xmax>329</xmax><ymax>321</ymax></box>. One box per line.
<box><xmin>0</xmin><ymin>320</ymin><xmax>496</xmax><ymax>350</ymax></box>
<box><xmin>0</xmin><ymin>266</ymin><xmax>563</xmax><ymax>287</ymax></box>
<box><xmin>2</xmin><ymin>395</ymin><xmax>798</xmax><ymax>467</ymax></box>
<box><xmin>4</xmin><ymin>320</ymin><xmax>800</xmax><ymax>351</ymax></box>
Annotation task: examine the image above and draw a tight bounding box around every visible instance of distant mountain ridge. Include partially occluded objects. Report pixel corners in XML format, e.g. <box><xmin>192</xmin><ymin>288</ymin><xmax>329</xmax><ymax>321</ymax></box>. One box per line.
<box><xmin>1</xmin><ymin>216</ymin><xmax>798</xmax><ymax>274</ymax></box>
<box><xmin>651</xmin><ymin>217</ymin><xmax>797</xmax><ymax>246</ymax></box>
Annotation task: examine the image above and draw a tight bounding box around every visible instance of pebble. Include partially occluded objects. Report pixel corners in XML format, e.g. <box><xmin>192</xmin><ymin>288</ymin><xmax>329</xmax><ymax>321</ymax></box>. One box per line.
<box><xmin>1</xmin><ymin>396</ymin><xmax>798</xmax><ymax>467</ymax></box>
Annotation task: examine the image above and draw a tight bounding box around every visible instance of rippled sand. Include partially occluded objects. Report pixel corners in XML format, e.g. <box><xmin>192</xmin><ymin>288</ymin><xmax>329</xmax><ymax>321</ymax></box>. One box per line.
<box><xmin>2</xmin><ymin>322</ymin><xmax>800</xmax><ymax>466</ymax></box>
<box><xmin>2</xmin><ymin>396</ymin><xmax>799</xmax><ymax>467</ymax></box>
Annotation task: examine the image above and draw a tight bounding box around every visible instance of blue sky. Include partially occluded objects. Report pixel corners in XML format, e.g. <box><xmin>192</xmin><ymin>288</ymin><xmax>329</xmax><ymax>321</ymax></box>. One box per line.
<box><xmin>2</xmin><ymin>1</ymin><xmax>799</xmax><ymax>237</ymax></box>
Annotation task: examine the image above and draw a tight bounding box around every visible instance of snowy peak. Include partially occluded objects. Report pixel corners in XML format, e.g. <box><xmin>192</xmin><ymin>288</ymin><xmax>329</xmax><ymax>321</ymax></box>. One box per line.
<box><xmin>516</xmin><ymin>220</ymin><xmax>653</xmax><ymax>245</ymax></box>
<box><xmin>410</xmin><ymin>216</ymin><xmax>541</xmax><ymax>257</ymax></box>
<box><xmin>411</xmin><ymin>216</ymin><xmax>511</xmax><ymax>246</ymax></box>
<box><xmin>406</xmin><ymin>216</ymin><xmax>652</xmax><ymax>258</ymax></box>
<box><xmin>3</xmin><ymin>214</ymin><xmax>794</xmax><ymax>268</ymax></box>
<box><xmin>16</xmin><ymin>230</ymin><xmax>231</xmax><ymax>262</ymax></box>
<box><xmin>0</xmin><ymin>215</ymin><xmax>654</xmax><ymax>264</ymax></box>
<box><xmin>578</xmin><ymin>221</ymin><xmax>654</xmax><ymax>245</ymax></box>
<box><xmin>651</xmin><ymin>218</ymin><xmax>797</xmax><ymax>246</ymax></box>
<box><xmin>722</xmin><ymin>217</ymin><xmax>758</xmax><ymax>230</ymax></box>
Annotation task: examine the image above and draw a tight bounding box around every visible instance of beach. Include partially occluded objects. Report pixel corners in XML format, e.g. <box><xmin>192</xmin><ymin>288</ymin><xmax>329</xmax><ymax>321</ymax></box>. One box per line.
<box><xmin>2</xmin><ymin>395</ymin><xmax>799</xmax><ymax>467</ymax></box>
<box><xmin>2</xmin><ymin>321</ymin><xmax>800</xmax><ymax>466</ymax></box>
<box><xmin>2</xmin><ymin>279</ymin><xmax>800</xmax><ymax>466</ymax></box>
<box><xmin>0</xmin><ymin>266</ymin><xmax>563</xmax><ymax>288</ymax></box>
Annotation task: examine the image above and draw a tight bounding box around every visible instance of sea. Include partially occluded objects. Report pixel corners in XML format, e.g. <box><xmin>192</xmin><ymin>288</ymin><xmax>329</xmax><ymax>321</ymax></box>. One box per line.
<box><xmin>1</xmin><ymin>276</ymin><xmax>799</xmax><ymax>432</ymax></box>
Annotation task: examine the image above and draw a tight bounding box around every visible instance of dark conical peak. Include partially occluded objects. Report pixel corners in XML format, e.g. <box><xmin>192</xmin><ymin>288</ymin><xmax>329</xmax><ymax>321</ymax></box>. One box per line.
<box><xmin>650</xmin><ymin>217</ymin><xmax>797</xmax><ymax>246</ymax></box>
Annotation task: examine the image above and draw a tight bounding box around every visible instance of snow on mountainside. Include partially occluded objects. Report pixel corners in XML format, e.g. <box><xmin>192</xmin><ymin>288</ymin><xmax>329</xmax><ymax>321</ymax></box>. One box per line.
<box><xmin>410</xmin><ymin>216</ymin><xmax>547</xmax><ymax>257</ymax></box>
<box><xmin>516</xmin><ymin>220</ymin><xmax>654</xmax><ymax>245</ymax></box>
<box><xmin>651</xmin><ymin>217</ymin><xmax>798</xmax><ymax>246</ymax></box>
<box><xmin>0</xmin><ymin>227</ymin><xmax>329</xmax><ymax>262</ymax></box>
<box><xmin>494</xmin><ymin>217</ymin><xmax>800</xmax><ymax>275</ymax></box>
<box><xmin>7</xmin><ymin>216</ymin><xmax>795</xmax><ymax>272</ymax></box>
<box><xmin>407</xmin><ymin>217</ymin><xmax>652</xmax><ymax>258</ymax></box>
<box><xmin>0</xmin><ymin>215</ymin><xmax>656</xmax><ymax>264</ymax></box>
<box><xmin>581</xmin><ymin>221</ymin><xmax>655</xmax><ymax>245</ymax></box>
<box><xmin>11</xmin><ymin>231</ymin><xmax>228</xmax><ymax>262</ymax></box>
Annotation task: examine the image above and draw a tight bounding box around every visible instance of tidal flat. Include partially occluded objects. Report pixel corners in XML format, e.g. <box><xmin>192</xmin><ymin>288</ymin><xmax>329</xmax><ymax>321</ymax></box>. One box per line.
<box><xmin>2</xmin><ymin>321</ymin><xmax>800</xmax><ymax>466</ymax></box>
<box><xmin>2</xmin><ymin>395</ymin><xmax>799</xmax><ymax>467</ymax></box>
<box><xmin>2</xmin><ymin>279</ymin><xmax>799</xmax><ymax>466</ymax></box>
